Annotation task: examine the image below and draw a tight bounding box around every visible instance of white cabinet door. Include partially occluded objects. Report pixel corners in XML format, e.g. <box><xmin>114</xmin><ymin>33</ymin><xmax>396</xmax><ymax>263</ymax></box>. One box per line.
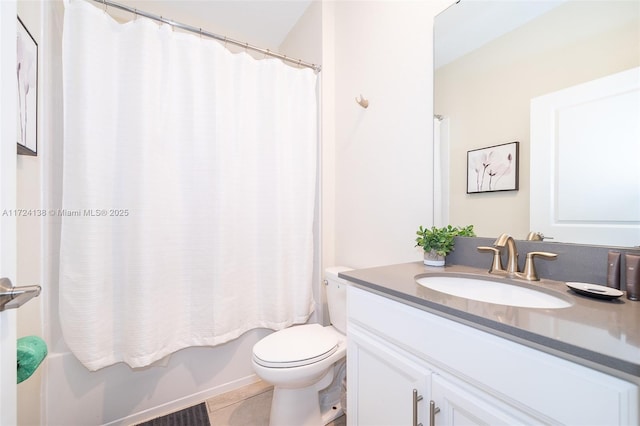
<box><xmin>431</xmin><ymin>373</ymin><xmax>543</xmax><ymax>426</ymax></box>
<box><xmin>348</xmin><ymin>325</ymin><xmax>431</xmax><ymax>426</ymax></box>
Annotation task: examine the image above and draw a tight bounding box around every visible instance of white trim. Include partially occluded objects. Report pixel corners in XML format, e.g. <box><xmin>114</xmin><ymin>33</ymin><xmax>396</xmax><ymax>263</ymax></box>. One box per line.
<box><xmin>104</xmin><ymin>374</ymin><xmax>262</xmax><ymax>426</ymax></box>
<box><xmin>433</xmin><ymin>116</ymin><xmax>450</xmax><ymax>227</ymax></box>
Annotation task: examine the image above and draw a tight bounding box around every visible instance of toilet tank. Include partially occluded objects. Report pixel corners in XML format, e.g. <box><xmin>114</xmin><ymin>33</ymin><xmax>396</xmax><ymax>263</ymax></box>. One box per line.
<box><xmin>324</xmin><ymin>266</ymin><xmax>352</xmax><ymax>334</ymax></box>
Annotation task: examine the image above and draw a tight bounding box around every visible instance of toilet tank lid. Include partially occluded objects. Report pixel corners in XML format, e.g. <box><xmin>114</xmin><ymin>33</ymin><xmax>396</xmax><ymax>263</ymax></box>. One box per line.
<box><xmin>325</xmin><ymin>266</ymin><xmax>352</xmax><ymax>281</ymax></box>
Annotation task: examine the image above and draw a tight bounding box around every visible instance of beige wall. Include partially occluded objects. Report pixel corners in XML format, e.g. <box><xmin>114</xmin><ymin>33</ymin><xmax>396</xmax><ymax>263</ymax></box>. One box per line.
<box><xmin>435</xmin><ymin>1</ymin><xmax>640</xmax><ymax>240</ymax></box>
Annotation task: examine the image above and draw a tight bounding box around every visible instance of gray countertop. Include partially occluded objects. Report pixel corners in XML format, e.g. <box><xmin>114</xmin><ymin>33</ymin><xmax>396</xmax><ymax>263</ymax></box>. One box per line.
<box><xmin>339</xmin><ymin>262</ymin><xmax>640</xmax><ymax>380</ymax></box>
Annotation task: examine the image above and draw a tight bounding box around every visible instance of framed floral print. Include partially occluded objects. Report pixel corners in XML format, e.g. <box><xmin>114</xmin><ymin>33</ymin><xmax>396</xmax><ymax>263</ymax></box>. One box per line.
<box><xmin>467</xmin><ymin>141</ymin><xmax>519</xmax><ymax>193</ymax></box>
<box><xmin>17</xmin><ymin>16</ymin><xmax>38</xmax><ymax>156</ymax></box>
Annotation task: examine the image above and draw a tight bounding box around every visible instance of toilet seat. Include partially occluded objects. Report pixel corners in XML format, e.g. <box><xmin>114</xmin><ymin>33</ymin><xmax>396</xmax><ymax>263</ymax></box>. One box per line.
<box><xmin>253</xmin><ymin>324</ymin><xmax>338</xmax><ymax>368</ymax></box>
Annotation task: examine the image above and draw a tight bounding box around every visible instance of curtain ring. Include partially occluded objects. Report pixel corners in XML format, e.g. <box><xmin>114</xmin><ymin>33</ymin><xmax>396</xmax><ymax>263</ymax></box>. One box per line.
<box><xmin>133</xmin><ymin>8</ymin><xmax>137</xmax><ymax>20</ymax></box>
<box><xmin>199</xmin><ymin>28</ymin><xmax>202</xmax><ymax>39</ymax></box>
<box><xmin>223</xmin><ymin>36</ymin><xmax>228</xmax><ymax>48</ymax></box>
<box><xmin>102</xmin><ymin>0</ymin><xmax>107</xmax><ymax>13</ymax></box>
<box><xmin>297</xmin><ymin>59</ymin><xmax>302</xmax><ymax>68</ymax></box>
<box><xmin>244</xmin><ymin>42</ymin><xmax>249</xmax><ymax>53</ymax></box>
<box><xmin>160</xmin><ymin>16</ymin><xmax>173</xmax><ymax>31</ymax></box>
<box><xmin>264</xmin><ymin>49</ymin><xmax>270</xmax><ymax>59</ymax></box>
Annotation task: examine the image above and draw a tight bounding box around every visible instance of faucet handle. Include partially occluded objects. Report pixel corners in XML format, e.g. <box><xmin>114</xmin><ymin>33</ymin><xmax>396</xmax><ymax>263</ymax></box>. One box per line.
<box><xmin>520</xmin><ymin>251</ymin><xmax>558</xmax><ymax>281</ymax></box>
<box><xmin>526</xmin><ymin>232</ymin><xmax>554</xmax><ymax>241</ymax></box>
<box><xmin>478</xmin><ymin>246</ymin><xmax>504</xmax><ymax>273</ymax></box>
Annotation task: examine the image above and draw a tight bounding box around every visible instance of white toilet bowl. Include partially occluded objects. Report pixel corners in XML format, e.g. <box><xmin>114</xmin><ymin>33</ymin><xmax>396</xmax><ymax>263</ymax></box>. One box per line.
<box><xmin>252</xmin><ymin>324</ymin><xmax>346</xmax><ymax>426</ymax></box>
<box><xmin>251</xmin><ymin>266</ymin><xmax>351</xmax><ymax>426</ymax></box>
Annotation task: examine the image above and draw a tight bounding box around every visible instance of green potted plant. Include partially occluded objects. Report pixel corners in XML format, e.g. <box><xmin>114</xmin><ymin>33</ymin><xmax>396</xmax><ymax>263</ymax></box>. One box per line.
<box><xmin>415</xmin><ymin>224</ymin><xmax>475</xmax><ymax>266</ymax></box>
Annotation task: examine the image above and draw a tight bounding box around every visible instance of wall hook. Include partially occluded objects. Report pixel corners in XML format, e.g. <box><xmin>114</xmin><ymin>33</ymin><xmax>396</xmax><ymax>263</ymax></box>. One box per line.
<box><xmin>355</xmin><ymin>94</ymin><xmax>369</xmax><ymax>109</ymax></box>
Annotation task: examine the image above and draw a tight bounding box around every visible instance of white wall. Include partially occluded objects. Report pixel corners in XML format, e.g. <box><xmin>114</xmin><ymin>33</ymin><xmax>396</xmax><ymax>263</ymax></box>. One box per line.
<box><xmin>280</xmin><ymin>0</ymin><xmax>448</xmax><ymax>317</ymax></box>
<box><xmin>332</xmin><ymin>0</ymin><xmax>451</xmax><ymax>269</ymax></box>
<box><xmin>0</xmin><ymin>2</ymin><xmax>19</xmax><ymax>425</ymax></box>
<box><xmin>16</xmin><ymin>1</ymin><xmax>44</xmax><ymax>425</ymax></box>
<box><xmin>321</xmin><ymin>1</ymin><xmax>336</xmax><ymax>272</ymax></box>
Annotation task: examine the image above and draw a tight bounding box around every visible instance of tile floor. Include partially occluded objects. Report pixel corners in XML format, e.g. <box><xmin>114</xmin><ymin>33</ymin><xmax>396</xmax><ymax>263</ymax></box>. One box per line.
<box><xmin>205</xmin><ymin>380</ymin><xmax>346</xmax><ymax>426</ymax></box>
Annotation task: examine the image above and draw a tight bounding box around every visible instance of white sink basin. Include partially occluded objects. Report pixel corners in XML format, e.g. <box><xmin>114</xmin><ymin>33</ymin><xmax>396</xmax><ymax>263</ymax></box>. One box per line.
<box><xmin>416</xmin><ymin>275</ymin><xmax>571</xmax><ymax>309</ymax></box>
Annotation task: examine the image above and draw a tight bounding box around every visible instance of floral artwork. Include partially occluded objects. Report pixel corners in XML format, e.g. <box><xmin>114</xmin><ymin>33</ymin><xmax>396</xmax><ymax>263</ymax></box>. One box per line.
<box><xmin>17</xmin><ymin>17</ymin><xmax>38</xmax><ymax>156</ymax></box>
<box><xmin>467</xmin><ymin>141</ymin><xmax>519</xmax><ymax>193</ymax></box>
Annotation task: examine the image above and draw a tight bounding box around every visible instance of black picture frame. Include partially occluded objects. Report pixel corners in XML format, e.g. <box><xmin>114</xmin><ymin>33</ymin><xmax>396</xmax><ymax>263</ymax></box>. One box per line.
<box><xmin>467</xmin><ymin>141</ymin><xmax>519</xmax><ymax>193</ymax></box>
<box><xmin>17</xmin><ymin>16</ymin><xmax>38</xmax><ymax>156</ymax></box>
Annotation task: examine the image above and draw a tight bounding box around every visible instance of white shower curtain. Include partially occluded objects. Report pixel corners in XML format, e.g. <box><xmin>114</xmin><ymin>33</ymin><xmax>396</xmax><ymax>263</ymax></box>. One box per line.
<box><xmin>60</xmin><ymin>0</ymin><xmax>318</xmax><ymax>371</ymax></box>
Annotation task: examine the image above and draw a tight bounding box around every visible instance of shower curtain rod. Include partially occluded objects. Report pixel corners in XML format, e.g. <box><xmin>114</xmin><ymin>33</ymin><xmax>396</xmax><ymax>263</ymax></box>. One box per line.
<box><xmin>91</xmin><ymin>0</ymin><xmax>322</xmax><ymax>73</ymax></box>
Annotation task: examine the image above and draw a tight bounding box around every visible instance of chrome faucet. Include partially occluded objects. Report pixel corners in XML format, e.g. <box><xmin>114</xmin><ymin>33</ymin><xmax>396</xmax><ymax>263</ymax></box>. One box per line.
<box><xmin>494</xmin><ymin>233</ymin><xmax>519</xmax><ymax>275</ymax></box>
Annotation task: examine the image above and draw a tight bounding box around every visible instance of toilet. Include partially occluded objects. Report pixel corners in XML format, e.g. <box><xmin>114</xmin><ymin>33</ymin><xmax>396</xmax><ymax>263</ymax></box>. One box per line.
<box><xmin>252</xmin><ymin>266</ymin><xmax>351</xmax><ymax>426</ymax></box>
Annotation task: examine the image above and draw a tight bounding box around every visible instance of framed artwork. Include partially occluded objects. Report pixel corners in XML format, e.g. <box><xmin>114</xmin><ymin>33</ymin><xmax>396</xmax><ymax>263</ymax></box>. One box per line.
<box><xmin>17</xmin><ymin>16</ymin><xmax>38</xmax><ymax>156</ymax></box>
<box><xmin>467</xmin><ymin>141</ymin><xmax>519</xmax><ymax>193</ymax></box>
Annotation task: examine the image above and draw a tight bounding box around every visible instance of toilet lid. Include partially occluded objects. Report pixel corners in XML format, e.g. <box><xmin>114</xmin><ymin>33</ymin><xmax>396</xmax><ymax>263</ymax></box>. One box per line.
<box><xmin>253</xmin><ymin>324</ymin><xmax>338</xmax><ymax>368</ymax></box>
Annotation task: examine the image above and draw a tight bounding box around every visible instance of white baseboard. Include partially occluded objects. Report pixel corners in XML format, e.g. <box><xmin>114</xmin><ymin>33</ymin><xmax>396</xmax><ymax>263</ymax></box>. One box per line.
<box><xmin>104</xmin><ymin>374</ymin><xmax>261</xmax><ymax>426</ymax></box>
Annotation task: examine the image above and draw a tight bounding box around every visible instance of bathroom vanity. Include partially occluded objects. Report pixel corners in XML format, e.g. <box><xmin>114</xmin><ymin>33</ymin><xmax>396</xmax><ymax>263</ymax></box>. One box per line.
<box><xmin>340</xmin><ymin>262</ymin><xmax>639</xmax><ymax>426</ymax></box>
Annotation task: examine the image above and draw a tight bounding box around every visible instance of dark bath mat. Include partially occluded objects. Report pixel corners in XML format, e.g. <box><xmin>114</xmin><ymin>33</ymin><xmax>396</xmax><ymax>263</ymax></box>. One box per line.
<box><xmin>136</xmin><ymin>402</ymin><xmax>210</xmax><ymax>426</ymax></box>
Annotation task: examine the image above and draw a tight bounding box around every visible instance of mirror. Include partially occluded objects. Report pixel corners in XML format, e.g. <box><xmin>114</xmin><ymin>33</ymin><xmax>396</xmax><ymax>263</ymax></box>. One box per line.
<box><xmin>434</xmin><ymin>0</ymin><xmax>640</xmax><ymax>246</ymax></box>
